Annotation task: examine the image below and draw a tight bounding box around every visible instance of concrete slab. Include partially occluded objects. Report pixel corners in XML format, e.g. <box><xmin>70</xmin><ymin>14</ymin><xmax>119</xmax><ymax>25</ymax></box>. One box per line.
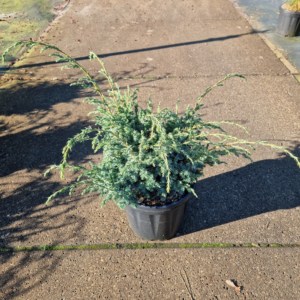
<box><xmin>5</xmin><ymin>0</ymin><xmax>289</xmax><ymax>79</ymax></box>
<box><xmin>1</xmin><ymin>75</ymin><xmax>300</xmax><ymax>247</ymax></box>
<box><xmin>67</xmin><ymin>0</ymin><xmax>241</xmax><ymax>22</ymax></box>
<box><xmin>1</xmin><ymin>248</ymin><xmax>300</xmax><ymax>299</ymax></box>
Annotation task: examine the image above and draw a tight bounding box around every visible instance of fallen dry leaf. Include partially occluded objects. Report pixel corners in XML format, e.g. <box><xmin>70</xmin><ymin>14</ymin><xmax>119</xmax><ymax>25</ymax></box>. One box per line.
<box><xmin>226</xmin><ymin>280</ymin><xmax>241</xmax><ymax>293</ymax></box>
<box><xmin>226</xmin><ymin>280</ymin><xmax>236</xmax><ymax>288</ymax></box>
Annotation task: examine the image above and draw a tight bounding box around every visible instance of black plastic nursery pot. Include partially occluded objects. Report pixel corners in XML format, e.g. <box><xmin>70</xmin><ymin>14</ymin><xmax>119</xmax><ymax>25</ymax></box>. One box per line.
<box><xmin>276</xmin><ymin>6</ymin><xmax>300</xmax><ymax>37</ymax></box>
<box><xmin>125</xmin><ymin>189</ymin><xmax>194</xmax><ymax>241</ymax></box>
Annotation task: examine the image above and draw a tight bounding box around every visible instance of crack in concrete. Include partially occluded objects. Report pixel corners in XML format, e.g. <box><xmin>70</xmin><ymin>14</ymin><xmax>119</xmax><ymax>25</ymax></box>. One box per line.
<box><xmin>0</xmin><ymin>73</ymin><xmax>297</xmax><ymax>84</ymax></box>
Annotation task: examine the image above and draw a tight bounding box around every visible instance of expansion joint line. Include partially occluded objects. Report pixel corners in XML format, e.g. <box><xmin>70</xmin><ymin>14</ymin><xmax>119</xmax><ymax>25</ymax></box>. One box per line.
<box><xmin>0</xmin><ymin>243</ymin><xmax>298</xmax><ymax>252</ymax></box>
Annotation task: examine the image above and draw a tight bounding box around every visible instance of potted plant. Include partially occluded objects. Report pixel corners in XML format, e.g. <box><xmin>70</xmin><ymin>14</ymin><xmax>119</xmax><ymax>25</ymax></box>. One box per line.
<box><xmin>276</xmin><ymin>0</ymin><xmax>300</xmax><ymax>37</ymax></box>
<box><xmin>2</xmin><ymin>41</ymin><xmax>300</xmax><ymax>241</ymax></box>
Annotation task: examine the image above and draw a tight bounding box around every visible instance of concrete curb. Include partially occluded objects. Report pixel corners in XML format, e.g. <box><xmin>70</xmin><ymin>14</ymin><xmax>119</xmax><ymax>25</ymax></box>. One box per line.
<box><xmin>294</xmin><ymin>74</ymin><xmax>300</xmax><ymax>83</ymax></box>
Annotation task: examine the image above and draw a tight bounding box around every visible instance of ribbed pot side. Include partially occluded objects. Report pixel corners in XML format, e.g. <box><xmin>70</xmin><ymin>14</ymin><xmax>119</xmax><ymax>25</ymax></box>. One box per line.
<box><xmin>125</xmin><ymin>192</ymin><xmax>193</xmax><ymax>241</ymax></box>
<box><xmin>276</xmin><ymin>6</ymin><xmax>300</xmax><ymax>37</ymax></box>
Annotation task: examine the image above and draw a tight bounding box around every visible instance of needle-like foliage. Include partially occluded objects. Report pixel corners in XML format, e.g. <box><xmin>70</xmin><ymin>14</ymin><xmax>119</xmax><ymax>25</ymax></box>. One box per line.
<box><xmin>3</xmin><ymin>41</ymin><xmax>300</xmax><ymax>209</ymax></box>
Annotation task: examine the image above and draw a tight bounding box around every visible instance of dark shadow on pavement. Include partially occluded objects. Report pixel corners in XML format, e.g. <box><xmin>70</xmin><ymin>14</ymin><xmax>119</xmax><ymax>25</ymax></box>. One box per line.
<box><xmin>0</xmin><ymin>249</ymin><xmax>73</xmax><ymax>300</ymax></box>
<box><xmin>0</xmin><ymin>80</ymin><xmax>104</xmax><ymax>300</ymax></box>
<box><xmin>181</xmin><ymin>143</ymin><xmax>300</xmax><ymax>236</ymax></box>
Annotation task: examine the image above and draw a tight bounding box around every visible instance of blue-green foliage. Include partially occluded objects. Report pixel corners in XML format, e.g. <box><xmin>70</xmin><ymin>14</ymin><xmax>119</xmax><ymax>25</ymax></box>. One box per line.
<box><xmin>45</xmin><ymin>73</ymin><xmax>247</xmax><ymax>209</ymax></box>
<box><xmin>3</xmin><ymin>41</ymin><xmax>300</xmax><ymax>209</ymax></box>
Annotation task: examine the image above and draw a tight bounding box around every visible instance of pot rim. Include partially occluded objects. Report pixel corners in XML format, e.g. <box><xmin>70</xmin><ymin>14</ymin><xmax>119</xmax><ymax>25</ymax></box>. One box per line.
<box><xmin>127</xmin><ymin>182</ymin><xmax>197</xmax><ymax>212</ymax></box>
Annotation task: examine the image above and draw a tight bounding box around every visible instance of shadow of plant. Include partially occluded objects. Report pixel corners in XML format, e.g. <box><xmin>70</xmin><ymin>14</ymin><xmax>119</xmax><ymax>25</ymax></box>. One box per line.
<box><xmin>0</xmin><ymin>81</ymin><xmax>95</xmax><ymax>250</ymax></box>
<box><xmin>181</xmin><ymin>143</ymin><xmax>300</xmax><ymax>235</ymax></box>
<box><xmin>0</xmin><ymin>249</ymin><xmax>73</xmax><ymax>300</ymax></box>
<box><xmin>0</xmin><ymin>79</ymin><xmax>107</xmax><ymax>299</ymax></box>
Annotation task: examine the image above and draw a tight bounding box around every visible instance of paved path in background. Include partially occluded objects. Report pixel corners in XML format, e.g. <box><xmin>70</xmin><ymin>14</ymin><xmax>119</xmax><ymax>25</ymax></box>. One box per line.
<box><xmin>0</xmin><ymin>0</ymin><xmax>68</xmax><ymax>72</ymax></box>
<box><xmin>233</xmin><ymin>0</ymin><xmax>300</xmax><ymax>72</ymax></box>
<box><xmin>1</xmin><ymin>0</ymin><xmax>300</xmax><ymax>299</ymax></box>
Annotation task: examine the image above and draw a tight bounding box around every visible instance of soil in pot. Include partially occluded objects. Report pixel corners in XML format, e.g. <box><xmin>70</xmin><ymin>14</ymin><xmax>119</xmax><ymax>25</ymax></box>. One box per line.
<box><xmin>137</xmin><ymin>189</ymin><xmax>189</xmax><ymax>207</ymax></box>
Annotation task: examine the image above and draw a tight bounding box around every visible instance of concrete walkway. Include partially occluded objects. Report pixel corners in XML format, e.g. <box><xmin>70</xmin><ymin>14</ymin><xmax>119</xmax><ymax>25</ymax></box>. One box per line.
<box><xmin>1</xmin><ymin>0</ymin><xmax>300</xmax><ymax>299</ymax></box>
